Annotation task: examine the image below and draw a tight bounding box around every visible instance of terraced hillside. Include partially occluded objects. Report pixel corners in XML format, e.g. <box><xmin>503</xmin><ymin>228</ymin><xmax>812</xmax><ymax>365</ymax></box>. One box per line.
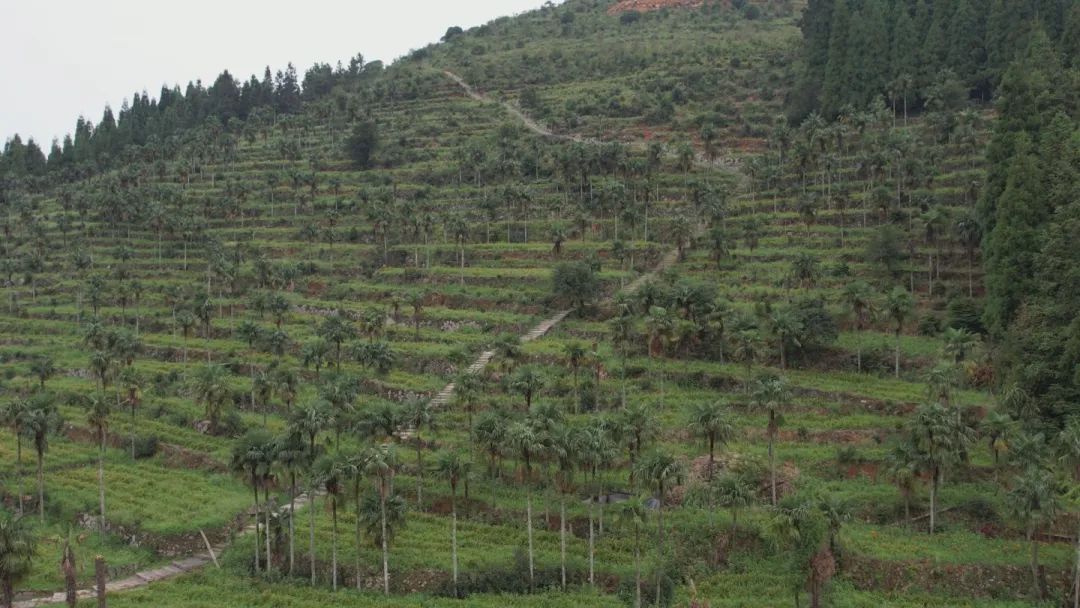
<box><xmin>1</xmin><ymin>0</ymin><xmax>1077</xmax><ymax>607</ymax></box>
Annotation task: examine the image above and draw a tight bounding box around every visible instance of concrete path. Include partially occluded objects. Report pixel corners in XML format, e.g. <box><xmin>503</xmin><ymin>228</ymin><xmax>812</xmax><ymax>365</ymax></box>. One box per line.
<box><xmin>14</xmin><ymin>493</ymin><xmax>320</xmax><ymax>607</ymax></box>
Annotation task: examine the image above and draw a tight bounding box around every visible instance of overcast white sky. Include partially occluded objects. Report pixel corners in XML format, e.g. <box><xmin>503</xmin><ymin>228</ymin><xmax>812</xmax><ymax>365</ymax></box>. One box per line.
<box><xmin>2</xmin><ymin>0</ymin><xmax>553</xmax><ymax>146</ymax></box>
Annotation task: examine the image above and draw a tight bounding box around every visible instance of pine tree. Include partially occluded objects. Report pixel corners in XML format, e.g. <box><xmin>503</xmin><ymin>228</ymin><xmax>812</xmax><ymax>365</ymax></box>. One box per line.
<box><xmin>983</xmin><ymin>134</ymin><xmax>1046</xmax><ymax>336</ymax></box>
<box><xmin>847</xmin><ymin>1</ymin><xmax>889</xmax><ymax>108</ymax></box>
<box><xmin>946</xmin><ymin>0</ymin><xmax>986</xmax><ymax>94</ymax></box>
<box><xmin>889</xmin><ymin>0</ymin><xmax>918</xmax><ymax>83</ymax></box>
<box><xmin>820</xmin><ymin>0</ymin><xmax>853</xmax><ymax>117</ymax></box>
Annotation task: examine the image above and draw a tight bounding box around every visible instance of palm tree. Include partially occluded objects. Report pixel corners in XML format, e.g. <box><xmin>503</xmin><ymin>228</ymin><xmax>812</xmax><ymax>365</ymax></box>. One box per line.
<box><xmin>290</xmin><ymin>401</ymin><xmax>331</xmax><ymax>584</ymax></box>
<box><xmin>508</xmin><ymin>366</ymin><xmax>544</xmax><ymax>412</ymax></box>
<box><xmin>355</xmin><ymin>402</ymin><xmax>403</xmax><ymax>444</ymax></box>
<box><xmin>365</xmin><ymin>444</ymin><xmax>399</xmax><ymax>596</ymax></box>
<box><xmin>89</xmin><ymin>350</ymin><xmax>114</xmax><ymax>394</ymax></box>
<box><xmin>563</xmin><ymin>342</ymin><xmax>588</xmax><ymax>412</ymax></box>
<box><xmin>942</xmin><ymin>327</ymin><xmax>978</xmax><ymax>365</ymax></box>
<box><xmin>732</xmin><ymin>328</ymin><xmax>763</xmax><ymax>393</ymax></box>
<box><xmin>550</xmin><ymin>424</ymin><xmax>582</xmax><ymax>590</ymax></box>
<box><xmin>578</xmin><ymin>420</ymin><xmax>614</xmax><ymax>587</ymax></box>
<box><xmin>435</xmin><ymin>450</ymin><xmax>472</xmax><ymax>597</ymax></box>
<box><xmin>618</xmin><ymin>402</ymin><xmax>658</xmax><ymax>485</ymax></box>
<box><xmin>609</xmin><ymin>300</ymin><xmax>635</xmax><ymax>406</ymax></box>
<box><xmin>318</xmin><ymin>314</ymin><xmax>356</xmax><ymax>369</ymax></box>
<box><xmin>954</xmin><ymin>211</ymin><xmax>981</xmax><ymax>297</ymax></box>
<box><xmin>232</xmin><ymin>429</ymin><xmax>274</xmax><ymax>574</ymax></box>
<box><xmin>190</xmin><ymin>364</ymin><xmax>231</xmax><ymax>434</ymax></box>
<box><xmin>86</xmin><ymin>394</ymin><xmax>111</xmax><ymax>534</ymax></box>
<box><xmin>403</xmin><ymin>399</ymin><xmax>436</xmax><ymax>507</ymax></box>
<box><xmin>118</xmin><ymin>367</ymin><xmax>142</xmax><ymax>459</ymax></box>
<box><xmin>551</xmin><ymin>226</ymin><xmax>568</xmax><ymax>258</ymax></box>
<box><xmin>274</xmin><ymin>431</ymin><xmax>306</xmax><ymax>576</ymax></box>
<box><xmin>453</xmin><ymin>372</ymin><xmax>482</xmax><ymax>436</ymax></box>
<box><xmin>885</xmin><ymin>440</ymin><xmax>920</xmax><ymax>524</ymax></box>
<box><xmin>448</xmin><ymin>216</ymin><xmax>469</xmax><ymax>286</ymax></box>
<box><xmin>768</xmin><ymin>309</ymin><xmax>803</xmax><ymax>370</ymax></box>
<box><xmin>474</xmin><ymin>411</ymin><xmax>508</xmax><ymax>511</ymax></box>
<box><xmin>408</xmin><ymin>292</ymin><xmax>426</xmax><ymax>339</ymax></box>
<box><xmin>884</xmin><ymin>287</ymin><xmax>915</xmax><ymax>378</ymax></box>
<box><xmin>176</xmin><ymin>310</ymin><xmax>196</xmax><ymax>363</ymax></box>
<box><xmin>24</xmin><ymin>395</ymin><xmax>59</xmax><ymax>522</ymax></box>
<box><xmin>274</xmin><ymin>367</ymin><xmax>299</xmax><ymax>414</ymax></box>
<box><xmin>645</xmin><ymin>306</ymin><xmax>674</xmax><ymax>403</ymax></box>
<box><xmin>752</xmin><ymin>374</ymin><xmax>790</xmax><ymax>505</ymax></box>
<box><xmin>714</xmin><ymin>474</ymin><xmax>755</xmax><ymax>541</ymax></box>
<box><xmin>981</xmin><ymin>411</ymin><xmax>1015</xmax><ymax>471</ymax></box>
<box><xmin>341</xmin><ymin>449</ymin><xmax>369</xmax><ymax>592</ymax></box>
<box><xmin>841</xmin><ymin>280</ymin><xmax>876</xmax><ymax>373</ymax></box>
<box><xmin>0</xmin><ymin>511</ymin><xmax>36</xmax><ymax>608</ymax></box>
<box><xmin>635</xmin><ymin>449</ymin><xmax>684</xmax><ymax>606</ymax></box>
<box><xmin>29</xmin><ymin>357</ymin><xmax>55</xmax><ymax>390</ymax></box>
<box><xmin>1007</xmin><ymin>467</ymin><xmax>1061</xmax><ymax>598</ymax></box>
<box><xmin>670</xmin><ymin>216</ymin><xmax>693</xmax><ymax>261</ymax></box>
<box><xmin>301</xmin><ymin>338</ymin><xmax>330</xmax><ymax>380</ymax></box>
<box><xmin>2</xmin><ymin>400</ymin><xmax>29</xmax><ymax>515</ymax></box>
<box><xmin>504</xmin><ymin>419</ymin><xmax>544</xmax><ymax>588</ymax></box>
<box><xmin>315</xmin><ymin>452</ymin><xmax>346</xmax><ymax>590</ymax></box>
<box><xmin>616</xmin><ymin>495</ymin><xmax>649</xmax><ymax>608</ymax></box>
<box><xmin>909</xmin><ymin>402</ymin><xmax>973</xmax><ymax>534</ymax></box>
<box><xmin>687</xmin><ymin>401</ymin><xmax>735</xmax><ymax>481</ymax></box>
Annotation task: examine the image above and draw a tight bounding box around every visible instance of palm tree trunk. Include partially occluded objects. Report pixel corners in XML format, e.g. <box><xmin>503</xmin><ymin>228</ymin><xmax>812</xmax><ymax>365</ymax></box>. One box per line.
<box><xmin>37</xmin><ymin>448</ymin><xmax>45</xmax><ymax>523</ymax></box>
<box><xmin>655</xmin><ymin>489</ymin><xmax>664</xmax><ymax>607</ymax></box>
<box><xmin>265</xmin><ymin>491</ymin><xmax>272</xmax><ymax>575</ymax></box>
<box><xmin>708</xmin><ymin>436</ymin><xmax>715</xmax><ymax>481</ymax></box>
<box><xmin>526</xmin><ymin>487</ymin><xmax>535</xmax><ymax>589</ymax></box>
<box><xmin>560</xmin><ymin>498</ymin><xmax>567</xmax><ymax>590</ymax></box>
<box><xmin>380</xmin><ymin>485</ymin><xmax>390</xmax><ymax>596</ymax></box>
<box><xmin>416</xmin><ymin>443</ymin><xmax>423</xmax><ymax>509</ymax></box>
<box><xmin>1072</xmin><ymin>523</ymin><xmax>1080</xmax><ymax>608</ymax></box>
<box><xmin>588</xmin><ymin>499</ymin><xmax>595</xmax><ymax>588</ymax></box>
<box><xmin>894</xmin><ymin>331</ymin><xmax>901</xmax><ymax>378</ymax></box>
<box><xmin>289</xmin><ymin>473</ymin><xmax>296</xmax><ymax>576</ymax></box>
<box><xmin>769</xmin><ymin>434</ymin><xmax>777</xmax><ymax>506</ymax></box>
<box><xmin>309</xmin><ymin>487</ymin><xmax>317</xmax><ymax>585</ymax></box>
<box><xmin>354</xmin><ymin>480</ymin><xmax>362</xmax><ymax>591</ymax></box>
<box><xmin>331</xmin><ymin>496</ymin><xmax>338</xmax><ymax>591</ymax></box>
<box><xmin>634</xmin><ymin>524</ymin><xmax>642</xmax><ymax>608</ymax></box>
<box><xmin>251</xmin><ymin>480</ymin><xmax>261</xmax><ymax>573</ymax></box>
<box><xmin>1030</xmin><ymin>527</ymin><xmax>1041</xmax><ymax>598</ymax></box>
<box><xmin>929</xmin><ymin>472</ymin><xmax>937</xmax><ymax>535</ymax></box>
<box><xmin>15</xmin><ymin>436</ymin><xmax>23</xmax><ymax>516</ymax></box>
<box><xmin>451</xmin><ymin>489</ymin><xmax>459</xmax><ymax>597</ymax></box>
<box><xmin>98</xmin><ymin>434</ymin><xmax>107</xmax><ymax>534</ymax></box>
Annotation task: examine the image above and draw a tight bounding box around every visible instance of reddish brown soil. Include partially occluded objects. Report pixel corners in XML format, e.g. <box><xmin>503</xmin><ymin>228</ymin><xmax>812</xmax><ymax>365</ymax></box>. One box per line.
<box><xmin>607</xmin><ymin>0</ymin><xmax>704</xmax><ymax>14</ymax></box>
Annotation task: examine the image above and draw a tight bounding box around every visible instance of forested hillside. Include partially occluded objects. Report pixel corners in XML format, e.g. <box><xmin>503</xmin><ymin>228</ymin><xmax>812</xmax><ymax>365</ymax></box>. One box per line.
<box><xmin>0</xmin><ymin>1</ymin><xmax>1078</xmax><ymax>607</ymax></box>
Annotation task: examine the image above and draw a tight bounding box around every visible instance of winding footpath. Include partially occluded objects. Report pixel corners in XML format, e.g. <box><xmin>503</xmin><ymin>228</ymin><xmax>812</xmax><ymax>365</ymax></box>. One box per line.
<box><xmin>442</xmin><ymin>70</ymin><xmax>599</xmax><ymax>145</ymax></box>
<box><xmin>441</xmin><ymin>69</ymin><xmax>728</xmax><ymax>170</ymax></box>
<box><xmin>17</xmin><ymin>71</ymin><xmax>718</xmax><ymax>608</ymax></box>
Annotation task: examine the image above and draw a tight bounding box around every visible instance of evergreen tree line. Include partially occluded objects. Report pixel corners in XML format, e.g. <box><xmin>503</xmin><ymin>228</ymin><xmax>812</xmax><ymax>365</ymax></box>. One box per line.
<box><xmin>977</xmin><ymin>28</ymin><xmax>1080</xmax><ymax>425</ymax></box>
<box><xmin>0</xmin><ymin>54</ymin><xmax>372</xmax><ymax>181</ymax></box>
<box><xmin>792</xmin><ymin>0</ymin><xmax>1080</xmax><ymax>119</ymax></box>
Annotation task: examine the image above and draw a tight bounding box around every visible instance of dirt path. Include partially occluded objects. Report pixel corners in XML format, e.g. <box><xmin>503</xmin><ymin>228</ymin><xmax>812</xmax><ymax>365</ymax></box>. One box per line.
<box><xmin>441</xmin><ymin>69</ymin><xmax>726</xmax><ymax>171</ymax></box>
<box><xmin>442</xmin><ymin>70</ymin><xmax>599</xmax><ymax>145</ymax></box>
